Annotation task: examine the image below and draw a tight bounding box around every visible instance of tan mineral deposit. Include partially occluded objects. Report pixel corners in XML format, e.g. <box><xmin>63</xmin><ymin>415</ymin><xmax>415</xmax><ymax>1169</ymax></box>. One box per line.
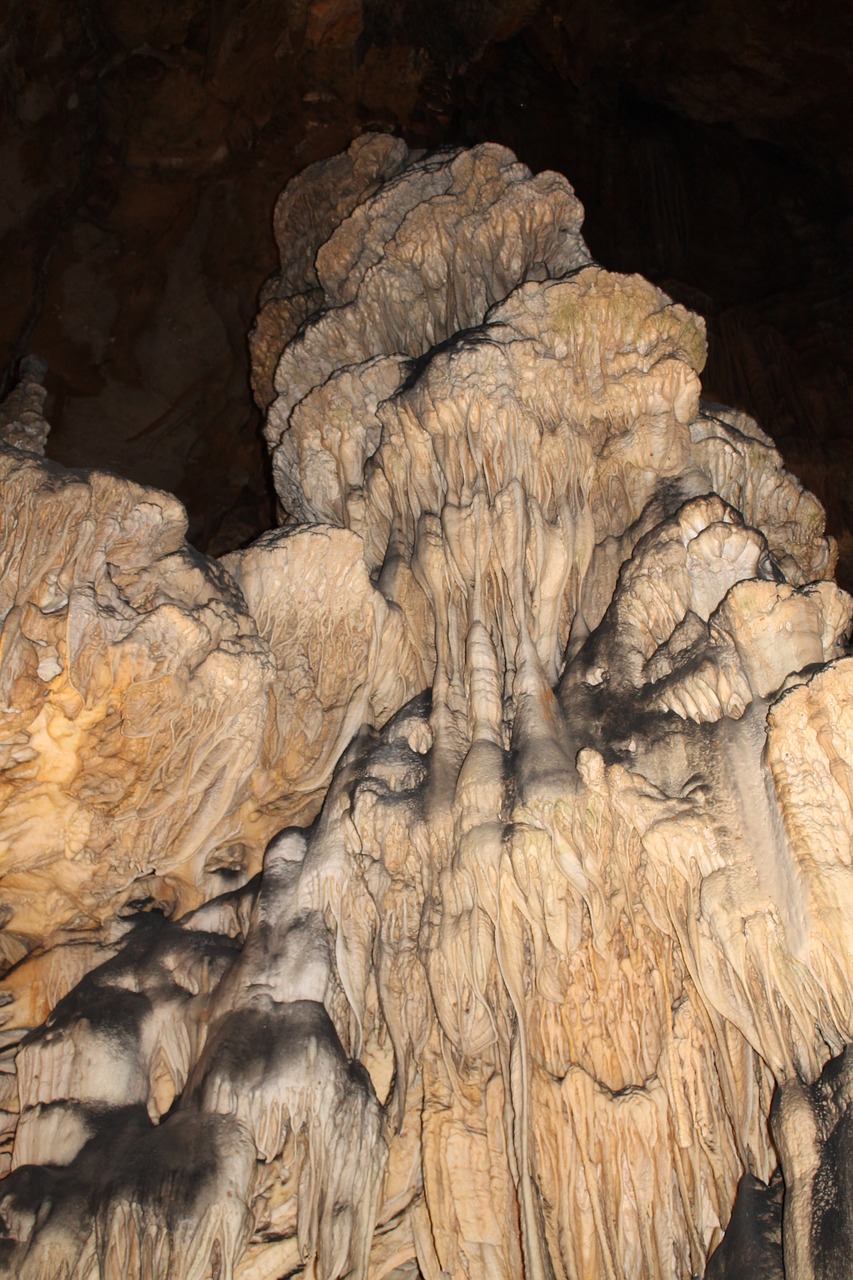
<box><xmin>0</xmin><ymin>138</ymin><xmax>851</xmax><ymax>1280</ymax></box>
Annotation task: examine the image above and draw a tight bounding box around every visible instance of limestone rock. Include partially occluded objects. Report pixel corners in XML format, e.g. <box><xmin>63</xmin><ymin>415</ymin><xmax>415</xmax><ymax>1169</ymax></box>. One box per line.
<box><xmin>0</xmin><ymin>434</ymin><xmax>423</xmax><ymax>1062</ymax></box>
<box><xmin>249</xmin><ymin>133</ymin><xmax>411</xmax><ymax>413</ymax></box>
<box><xmin>1</xmin><ymin>140</ymin><xmax>852</xmax><ymax>1280</ymax></box>
<box><xmin>705</xmin><ymin>1172</ymin><xmax>784</xmax><ymax>1280</ymax></box>
<box><xmin>0</xmin><ymin>358</ymin><xmax>49</xmax><ymax>456</ymax></box>
<box><xmin>220</xmin><ymin>525</ymin><xmax>428</xmax><ymax>826</ymax></box>
<box><xmin>0</xmin><ymin>443</ymin><xmax>273</xmax><ymax>969</ymax></box>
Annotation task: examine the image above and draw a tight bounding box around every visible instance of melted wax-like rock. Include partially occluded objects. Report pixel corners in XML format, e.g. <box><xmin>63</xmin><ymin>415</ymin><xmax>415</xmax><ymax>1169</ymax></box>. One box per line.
<box><xmin>0</xmin><ymin>404</ymin><xmax>422</xmax><ymax>974</ymax></box>
<box><xmin>0</xmin><ymin>441</ymin><xmax>270</xmax><ymax>964</ymax></box>
<box><xmin>1</xmin><ymin>137</ymin><xmax>853</xmax><ymax>1279</ymax></box>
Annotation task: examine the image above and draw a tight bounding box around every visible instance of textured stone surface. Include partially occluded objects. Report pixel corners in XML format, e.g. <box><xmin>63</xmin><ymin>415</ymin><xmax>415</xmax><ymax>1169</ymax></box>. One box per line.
<box><xmin>0</xmin><ymin>353</ymin><xmax>423</xmax><ymax>987</ymax></box>
<box><xmin>1</xmin><ymin>140</ymin><xmax>852</xmax><ymax>1279</ymax></box>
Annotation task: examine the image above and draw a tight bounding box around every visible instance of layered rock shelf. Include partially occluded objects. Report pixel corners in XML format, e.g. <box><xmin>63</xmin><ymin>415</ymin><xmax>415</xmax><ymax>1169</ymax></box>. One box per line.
<box><xmin>0</xmin><ymin>138</ymin><xmax>851</xmax><ymax>1279</ymax></box>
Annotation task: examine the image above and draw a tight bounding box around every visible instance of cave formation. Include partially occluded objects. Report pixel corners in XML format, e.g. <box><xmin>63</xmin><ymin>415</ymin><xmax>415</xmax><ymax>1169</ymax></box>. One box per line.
<box><xmin>1</xmin><ymin>131</ymin><xmax>852</xmax><ymax>1280</ymax></box>
<box><xmin>1</xmin><ymin>5</ymin><xmax>853</xmax><ymax>1280</ymax></box>
<box><xmin>2</xmin><ymin>0</ymin><xmax>851</xmax><ymax>575</ymax></box>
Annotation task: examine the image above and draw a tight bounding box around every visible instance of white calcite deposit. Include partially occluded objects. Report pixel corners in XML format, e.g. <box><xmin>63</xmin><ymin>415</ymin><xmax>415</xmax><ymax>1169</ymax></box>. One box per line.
<box><xmin>0</xmin><ymin>137</ymin><xmax>851</xmax><ymax>1279</ymax></box>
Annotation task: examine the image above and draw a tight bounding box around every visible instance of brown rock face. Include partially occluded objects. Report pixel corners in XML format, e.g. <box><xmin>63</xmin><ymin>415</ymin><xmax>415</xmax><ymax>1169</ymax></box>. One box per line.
<box><xmin>1</xmin><ymin>139</ymin><xmax>852</xmax><ymax>1279</ymax></box>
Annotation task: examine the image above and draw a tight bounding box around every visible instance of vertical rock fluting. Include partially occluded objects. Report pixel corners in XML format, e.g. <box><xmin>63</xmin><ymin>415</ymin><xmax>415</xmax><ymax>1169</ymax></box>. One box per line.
<box><xmin>0</xmin><ymin>138</ymin><xmax>852</xmax><ymax>1278</ymax></box>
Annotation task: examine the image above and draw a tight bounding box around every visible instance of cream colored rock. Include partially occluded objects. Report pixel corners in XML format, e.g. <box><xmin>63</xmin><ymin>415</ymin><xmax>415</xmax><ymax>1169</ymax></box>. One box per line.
<box><xmin>1</xmin><ymin>140</ymin><xmax>852</xmax><ymax>1280</ymax></box>
<box><xmin>0</xmin><ymin>445</ymin><xmax>272</xmax><ymax>966</ymax></box>
<box><xmin>0</xmin><ymin>448</ymin><xmax>422</xmax><ymax>973</ymax></box>
<box><xmin>220</xmin><ymin>524</ymin><xmax>428</xmax><ymax>830</ymax></box>
<box><xmin>249</xmin><ymin>133</ymin><xmax>410</xmax><ymax>413</ymax></box>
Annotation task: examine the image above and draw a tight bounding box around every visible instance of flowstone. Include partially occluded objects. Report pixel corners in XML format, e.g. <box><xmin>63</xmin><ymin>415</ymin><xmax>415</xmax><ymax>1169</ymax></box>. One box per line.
<box><xmin>0</xmin><ymin>137</ymin><xmax>851</xmax><ymax>1279</ymax></box>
